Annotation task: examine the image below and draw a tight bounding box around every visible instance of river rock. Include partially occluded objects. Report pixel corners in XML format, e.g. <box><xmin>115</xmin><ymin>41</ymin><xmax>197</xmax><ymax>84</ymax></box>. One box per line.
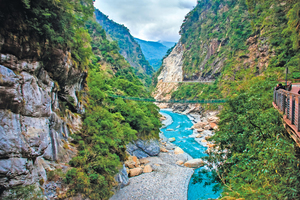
<box><xmin>195</xmin><ymin>134</ymin><xmax>201</xmax><ymax>138</ymax></box>
<box><xmin>136</xmin><ymin>139</ymin><xmax>160</xmax><ymax>157</ymax></box>
<box><xmin>132</xmin><ymin>149</ymin><xmax>149</xmax><ymax>159</ymax></box>
<box><xmin>192</xmin><ymin>122</ymin><xmax>209</xmax><ymax>129</ymax></box>
<box><xmin>169</xmin><ymin>137</ymin><xmax>176</xmax><ymax>142</ymax></box>
<box><xmin>174</xmin><ymin>147</ymin><xmax>184</xmax><ymax>154</ymax></box>
<box><xmin>129</xmin><ymin>168</ymin><xmax>143</xmax><ymax>177</ymax></box>
<box><xmin>132</xmin><ymin>156</ymin><xmax>140</xmax><ymax>167</ymax></box>
<box><xmin>204</xmin><ymin>125</ymin><xmax>211</xmax><ymax>130</ymax></box>
<box><xmin>197</xmin><ymin>128</ymin><xmax>204</xmax><ymax>132</ymax></box>
<box><xmin>207</xmin><ymin>116</ymin><xmax>219</xmax><ymax>123</ymax></box>
<box><xmin>203</xmin><ymin>130</ymin><xmax>213</xmax><ymax>136</ymax></box>
<box><xmin>124</xmin><ymin>160</ymin><xmax>135</xmax><ymax>169</ymax></box>
<box><xmin>116</xmin><ymin>164</ymin><xmax>129</xmax><ymax>188</ymax></box>
<box><xmin>126</xmin><ymin>143</ymin><xmax>139</xmax><ymax>155</ymax></box>
<box><xmin>127</xmin><ymin>140</ymin><xmax>159</xmax><ymax>159</ymax></box>
<box><xmin>143</xmin><ymin>165</ymin><xmax>152</xmax><ymax>173</ymax></box>
<box><xmin>139</xmin><ymin>158</ymin><xmax>150</xmax><ymax>164</ymax></box>
<box><xmin>175</xmin><ymin>153</ymin><xmax>189</xmax><ymax>163</ymax></box>
<box><xmin>176</xmin><ymin>160</ymin><xmax>184</xmax><ymax>165</ymax></box>
<box><xmin>184</xmin><ymin>159</ymin><xmax>205</xmax><ymax>168</ymax></box>
<box><xmin>160</xmin><ymin>147</ymin><xmax>168</xmax><ymax>152</ymax></box>
<box><xmin>210</xmin><ymin>122</ymin><xmax>218</xmax><ymax>130</ymax></box>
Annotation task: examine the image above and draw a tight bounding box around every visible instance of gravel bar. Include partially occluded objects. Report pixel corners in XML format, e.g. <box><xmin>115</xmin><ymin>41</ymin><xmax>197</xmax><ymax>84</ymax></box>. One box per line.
<box><xmin>110</xmin><ymin>110</ymin><xmax>195</xmax><ymax>200</ymax></box>
<box><xmin>110</xmin><ymin>152</ymin><xmax>194</xmax><ymax>200</ymax></box>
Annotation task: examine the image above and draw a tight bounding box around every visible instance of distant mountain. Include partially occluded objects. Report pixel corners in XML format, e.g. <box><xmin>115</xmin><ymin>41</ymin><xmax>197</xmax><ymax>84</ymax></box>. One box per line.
<box><xmin>94</xmin><ymin>9</ymin><xmax>154</xmax><ymax>82</ymax></box>
<box><xmin>158</xmin><ymin>40</ymin><xmax>177</xmax><ymax>49</ymax></box>
<box><xmin>134</xmin><ymin>38</ymin><xmax>176</xmax><ymax>71</ymax></box>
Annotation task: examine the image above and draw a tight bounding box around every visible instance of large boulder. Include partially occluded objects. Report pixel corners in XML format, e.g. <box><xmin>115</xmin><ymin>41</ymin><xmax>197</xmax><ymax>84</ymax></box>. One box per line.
<box><xmin>143</xmin><ymin>165</ymin><xmax>152</xmax><ymax>173</ymax></box>
<box><xmin>132</xmin><ymin>149</ymin><xmax>149</xmax><ymax>159</ymax></box>
<box><xmin>192</xmin><ymin>122</ymin><xmax>209</xmax><ymax>129</ymax></box>
<box><xmin>127</xmin><ymin>139</ymin><xmax>160</xmax><ymax>158</ymax></box>
<box><xmin>184</xmin><ymin>159</ymin><xmax>205</xmax><ymax>168</ymax></box>
<box><xmin>126</xmin><ymin>143</ymin><xmax>148</xmax><ymax>159</ymax></box>
<box><xmin>124</xmin><ymin>160</ymin><xmax>135</xmax><ymax>169</ymax></box>
<box><xmin>129</xmin><ymin>168</ymin><xmax>143</xmax><ymax>177</ymax></box>
<box><xmin>139</xmin><ymin>158</ymin><xmax>150</xmax><ymax>164</ymax></box>
<box><xmin>210</xmin><ymin>122</ymin><xmax>218</xmax><ymax>130</ymax></box>
<box><xmin>136</xmin><ymin>139</ymin><xmax>160</xmax><ymax>156</ymax></box>
<box><xmin>174</xmin><ymin>147</ymin><xmax>184</xmax><ymax>154</ymax></box>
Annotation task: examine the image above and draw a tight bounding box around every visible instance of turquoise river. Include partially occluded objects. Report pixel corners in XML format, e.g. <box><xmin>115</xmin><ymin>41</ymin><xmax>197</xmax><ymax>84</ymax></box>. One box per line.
<box><xmin>160</xmin><ymin>109</ymin><xmax>221</xmax><ymax>200</ymax></box>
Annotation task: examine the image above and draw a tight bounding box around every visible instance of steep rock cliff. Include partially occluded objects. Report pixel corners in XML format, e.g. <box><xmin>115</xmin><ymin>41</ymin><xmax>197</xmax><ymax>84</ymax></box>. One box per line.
<box><xmin>0</xmin><ymin>37</ymin><xmax>84</xmax><ymax>192</ymax></box>
<box><xmin>153</xmin><ymin>42</ymin><xmax>184</xmax><ymax>102</ymax></box>
<box><xmin>153</xmin><ymin>0</ymin><xmax>289</xmax><ymax>100</ymax></box>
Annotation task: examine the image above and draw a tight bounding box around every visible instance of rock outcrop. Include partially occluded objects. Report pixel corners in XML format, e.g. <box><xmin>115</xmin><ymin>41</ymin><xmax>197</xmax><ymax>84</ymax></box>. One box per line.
<box><xmin>127</xmin><ymin>139</ymin><xmax>160</xmax><ymax>159</ymax></box>
<box><xmin>0</xmin><ymin>44</ymin><xmax>84</xmax><ymax>192</ymax></box>
<box><xmin>152</xmin><ymin>42</ymin><xmax>184</xmax><ymax>103</ymax></box>
<box><xmin>157</xmin><ymin>42</ymin><xmax>184</xmax><ymax>83</ymax></box>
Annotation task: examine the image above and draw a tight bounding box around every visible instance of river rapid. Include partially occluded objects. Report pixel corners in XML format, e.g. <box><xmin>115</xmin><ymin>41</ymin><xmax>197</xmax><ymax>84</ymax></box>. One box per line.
<box><xmin>160</xmin><ymin>109</ymin><xmax>220</xmax><ymax>200</ymax></box>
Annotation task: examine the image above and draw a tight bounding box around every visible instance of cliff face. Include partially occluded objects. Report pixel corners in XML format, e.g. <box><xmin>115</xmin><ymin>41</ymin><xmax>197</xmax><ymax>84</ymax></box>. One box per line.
<box><xmin>0</xmin><ymin>35</ymin><xmax>83</xmax><ymax>191</ymax></box>
<box><xmin>152</xmin><ymin>42</ymin><xmax>184</xmax><ymax>102</ymax></box>
<box><xmin>154</xmin><ymin>0</ymin><xmax>287</xmax><ymax>100</ymax></box>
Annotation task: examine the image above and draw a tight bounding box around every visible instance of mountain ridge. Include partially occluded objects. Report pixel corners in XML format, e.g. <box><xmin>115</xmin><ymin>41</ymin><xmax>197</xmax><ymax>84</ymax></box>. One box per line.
<box><xmin>94</xmin><ymin>9</ymin><xmax>154</xmax><ymax>85</ymax></box>
<box><xmin>134</xmin><ymin>38</ymin><xmax>176</xmax><ymax>71</ymax></box>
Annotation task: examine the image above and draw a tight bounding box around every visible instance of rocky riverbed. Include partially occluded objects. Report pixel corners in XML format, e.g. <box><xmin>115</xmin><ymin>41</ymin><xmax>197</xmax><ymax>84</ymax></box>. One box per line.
<box><xmin>111</xmin><ymin>105</ymin><xmax>220</xmax><ymax>200</ymax></box>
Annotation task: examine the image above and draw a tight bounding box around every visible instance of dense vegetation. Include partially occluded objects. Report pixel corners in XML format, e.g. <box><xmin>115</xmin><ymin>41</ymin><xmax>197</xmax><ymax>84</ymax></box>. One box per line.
<box><xmin>1</xmin><ymin>1</ymin><xmax>161</xmax><ymax>199</ymax></box>
<box><xmin>197</xmin><ymin>75</ymin><xmax>300</xmax><ymax>199</ymax></box>
<box><xmin>63</xmin><ymin>16</ymin><xmax>161</xmax><ymax>200</ymax></box>
<box><xmin>176</xmin><ymin>0</ymin><xmax>300</xmax><ymax>84</ymax></box>
<box><xmin>170</xmin><ymin>0</ymin><xmax>300</xmax><ymax>199</ymax></box>
<box><xmin>65</xmin><ymin>68</ymin><xmax>160</xmax><ymax>199</ymax></box>
<box><xmin>171</xmin><ymin>0</ymin><xmax>300</xmax><ymax>99</ymax></box>
<box><xmin>171</xmin><ymin>82</ymin><xmax>221</xmax><ymax>100</ymax></box>
<box><xmin>94</xmin><ymin>9</ymin><xmax>154</xmax><ymax>86</ymax></box>
<box><xmin>179</xmin><ymin>0</ymin><xmax>252</xmax><ymax>80</ymax></box>
<box><xmin>0</xmin><ymin>0</ymin><xmax>94</xmax><ymax>70</ymax></box>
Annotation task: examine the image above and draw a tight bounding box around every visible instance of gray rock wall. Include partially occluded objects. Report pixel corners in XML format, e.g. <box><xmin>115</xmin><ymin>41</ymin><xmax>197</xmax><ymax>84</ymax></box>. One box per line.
<box><xmin>0</xmin><ymin>51</ymin><xmax>83</xmax><ymax>191</ymax></box>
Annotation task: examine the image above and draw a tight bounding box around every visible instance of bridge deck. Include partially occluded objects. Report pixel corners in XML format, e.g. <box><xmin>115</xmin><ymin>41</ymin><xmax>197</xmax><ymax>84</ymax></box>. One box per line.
<box><xmin>109</xmin><ymin>95</ymin><xmax>226</xmax><ymax>104</ymax></box>
<box><xmin>273</xmin><ymin>84</ymin><xmax>300</xmax><ymax>147</ymax></box>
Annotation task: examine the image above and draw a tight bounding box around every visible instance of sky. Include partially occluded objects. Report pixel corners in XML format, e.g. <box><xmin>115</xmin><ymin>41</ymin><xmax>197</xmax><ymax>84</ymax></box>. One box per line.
<box><xmin>94</xmin><ymin>0</ymin><xmax>197</xmax><ymax>42</ymax></box>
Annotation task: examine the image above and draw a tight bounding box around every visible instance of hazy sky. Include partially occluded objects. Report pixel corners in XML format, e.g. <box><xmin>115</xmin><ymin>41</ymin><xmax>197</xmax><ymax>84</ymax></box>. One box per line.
<box><xmin>94</xmin><ymin>0</ymin><xmax>197</xmax><ymax>42</ymax></box>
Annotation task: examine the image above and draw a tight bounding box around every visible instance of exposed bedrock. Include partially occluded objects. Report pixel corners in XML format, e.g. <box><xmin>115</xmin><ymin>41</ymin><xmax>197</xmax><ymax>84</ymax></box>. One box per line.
<box><xmin>0</xmin><ymin>49</ymin><xmax>83</xmax><ymax>191</ymax></box>
<box><xmin>127</xmin><ymin>139</ymin><xmax>160</xmax><ymax>159</ymax></box>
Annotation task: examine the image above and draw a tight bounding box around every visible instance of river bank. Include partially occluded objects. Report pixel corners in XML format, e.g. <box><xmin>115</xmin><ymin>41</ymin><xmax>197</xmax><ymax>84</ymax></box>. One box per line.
<box><xmin>110</xmin><ymin>110</ymin><xmax>194</xmax><ymax>200</ymax></box>
<box><xmin>110</xmin><ymin>107</ymin><xmax>220</xmax><ymax>200</ymax></box>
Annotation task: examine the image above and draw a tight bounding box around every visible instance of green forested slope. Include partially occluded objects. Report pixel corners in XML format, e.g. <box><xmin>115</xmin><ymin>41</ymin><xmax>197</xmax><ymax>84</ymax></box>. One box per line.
<box><xmin>172</xmin><ymin>0</ymin><xmax>300</xmax><ymax>98</ymax></box>
<box><xmin>94</xmin><ymin>9</ymin><xmax>154</xmax><ymax>86</ymax></box>
<box><xmin>169</xmin><ymin>0</ymin><xmax>300</xmax><ymax>199</ymax></box>
<box><xmin>63</xmin><ymin>18</ymin><xmax>161</xmax><ymax>199</ymax></box>
<box><xmin>0</xmin><ymin>1</ymin><xmax>161</xmax><ymax>199</ymax></box>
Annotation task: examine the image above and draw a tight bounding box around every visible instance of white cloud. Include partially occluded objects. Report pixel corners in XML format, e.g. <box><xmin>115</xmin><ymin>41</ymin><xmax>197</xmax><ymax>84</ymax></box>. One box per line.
<box><xmin>94</xmin><ymin>0</ymin><xmax>197</xmax><ymax>42</ymax></box>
